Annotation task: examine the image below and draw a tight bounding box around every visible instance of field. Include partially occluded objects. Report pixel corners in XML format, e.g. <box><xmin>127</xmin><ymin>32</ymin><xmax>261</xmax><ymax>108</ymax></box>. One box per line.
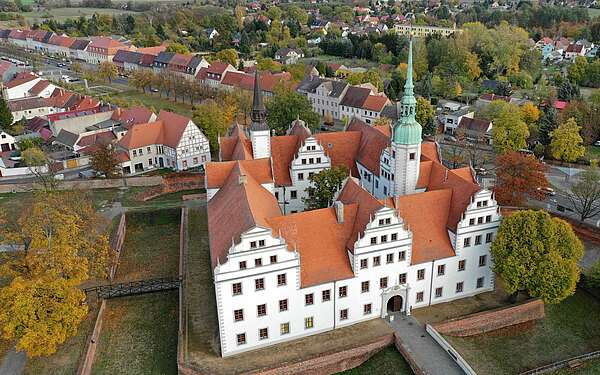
<box><xmin>445</xmin><ymin>291</ymin><xmax>600</xmax><ymax>375</ymax></box>
<box><xmin>17</xmin><ymin>7</ymin><xmax>138</xmax><ymax>21</ymax></box>
<box><xmin>337</xmin><ymin>346</ymin><xmax>413</xmax><ymax>375</ymax></box>
<box><xmin>110</xmin><ymin>90</ymin><xmax>195</xmax><ymax>118</ymax></box>
<box><xmin>589</xmin><ymin>8</ymin><xmax>600</xmax><ymax>19</ymax></box>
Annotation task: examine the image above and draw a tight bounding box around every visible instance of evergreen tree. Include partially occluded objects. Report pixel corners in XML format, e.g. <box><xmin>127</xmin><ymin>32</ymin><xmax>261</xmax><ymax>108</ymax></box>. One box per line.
<box><xmin>0</xmin><ymin>97</ymin><xmax>13</xmax><ymax>130</ymax></box>
<box><xmin>539</xmin><ymin>106</ymin><xmax>558</xmax><ymax>145</ymax></box>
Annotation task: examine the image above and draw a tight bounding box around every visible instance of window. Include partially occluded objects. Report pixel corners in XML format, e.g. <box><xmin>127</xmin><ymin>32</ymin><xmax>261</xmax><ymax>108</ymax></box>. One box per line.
<box><xmin>237</xmin><ymin>333</ymin><xmax>246</xmax><ymax>345</ymax></box>
<box><xmin>391</xmin><ymin>233</ymin><xmax>398</xmax><ymax>241</ymax></box>
<box><xmin>147</xmin><ymin>146</ymin><xmax>151</xmax><ymax>153</ymax></box>
<box><xmin>477</xmin><ymin>217</ymin><xmax>483</xmax><ymax>224</ymax></box>
<box><xmin>360</xmin><ymin>259</ymin><xmax>368</xmax><ymax>269</ymax></box>
<box><xmin>475</xmin><ymin>235</ymin><xmax>482</xmax><ymax>245</ymax></box>
<box><xmin>280</xmin><ymin>323</ymin><xmax>290</xmax><ymax>335</ymax></box>
<box><xmin>361</xmin><ymin>281</ymin><xmax>370</xmax><ymax>293</ymax></box>
<box><xmin>270</xmin><ymin>255</ymin><xmax>277</xmax><ymax>263</ymax></box>
<box><xmin>232</xmin><ymin>283</ymin><xmax>242</xmax><ymax>295</ymax></box>
<box><xmin>435</xmin><ymin>287</ymin><xmax>443</xmax><ymax>298</ymax></box>
<box><xmin>370</xmin><ymin>237</ymin><xmax>377</xmax><ymax>245</ymax></box>
<box><xmin>234</xmin><ymin>309</ymin><xmax>244</xmax><ymax>322</ymax></box>
<box><xmin>486</xmin><ymin>215</ymin><xmax>492</xmax><ymax>223</ymax></box>
<box><xmin>279</xmin><ymin>299</ymin><xmax>288</xmax><ymax>311</ymax></box>
<box><xmin>409</xmin><ymin>152</ymin><xmax>416</xmax><ymax>160</ymax></box>
<box><xmin>305</xmin><ymin>317</ymin><xmax>314</xmax><ymax>329</ymax></box>
<box><xmin>417</xmin><ymin>269</ymin><xmax>425</xmax><ymax>280</ymax></box>
<box><xmin>479</xmin><ymin>255</ymin><xmax>487</xmax><ymax>267</ymax></box>
<box><xmin>255</xmin><ymin>278</ymin><xmax>265</xmax><ymax>291</ymax></box>
<box><xmin>469</xmin><ymin>218</ymin><xmax>475</xmax><ymax>225</ymax></box>
<box><xmin>385</xmin><ymin>218</ymin><xmax>391</xmax><ymax>224</ymax></box>
<box><xmin>305</xmin><ymin>293</ymin><xmax>314</xmax><ymax>305</ymax></box>
<box><xmin>290</xmin><ymin>190</ymin><xmax>297</xmax><ymax>199</ymax></box>
<box><xmin>477</xmin><ymin>277</ymin><xmax>485</xmax><ymax>288</ymax></box>
<box><xmin>301</xmin><ymin>159</ymin><xmax>306</xmax><ymax>165</ymax></box>
<box><xmin>309</xmin><ymin>158</ymin><xmax>314</xmax><ymax>164</ymax></box>
<box><xmin>456</xmin><ymin>282</ymin><xmax>464</xmax><ymax>293</ymax></box>
<box><xmin>316</xmin><ymin>157</ymin><xmax>321</xmax><ymax>163</ymax></box>
<box><xmin>463</xmin><ymin>237</ymin><xmax>471</xmax><ymax>247</ymax></box>
<box><xmin>340</xmin><ymin>309</ymin><xmax>348</xmax><ymax>320</ymax></box>
<box><xmin>133</xmin><ymin>150</ymin><xmax>137</xmax><ymax>157</ymax></box>
<box><xmin>298</xmin><ymin>173</ymin><xmax>304</xmax><ymax>181</ymax></box>
<box><xmin>148</xmin><ymin>158</ymin><xmax>153</xmax><ymax>166</ymax></box>
<box><xmin>378</xmin><ymin>219</ymin><xmax>385</xmax><ymax>226</ymax></box>
<box><xmin>380</xmin><ymin>277</ymin><xmax>388</xmax><ymax>289</ymax></box>
<box><xmin>399</xmin><ymin>273</ymin><xmax>407</xmax><ymax>284</ymax></box>
<box><xmin>259</xmin><ymin>328</ymin><xmax>268</xmax><ymax>340</ymax></box>
<box><xmin>486</xmin><ymin>233</ymin><xmax>493</xmax><ymax>243</ymax></box>
<box><xmin>322</xmin><ymin>289</ymin><xmax>331</xmax><ymax>301</ymax></box>
<box><xmin>458</xmin><ymin>260</ymin><xmax>466</xmax><ymax>271</ymax></box>
<box><xmin>373</xmin><ymin>256</ymin><xmax>381</xmax><ymax>266</ymax></box>
<box><xmin>437</xmin><ymin>264</ymin><xmax>446</xmax><ymax>276</ymax></box>
<box><xmin>250</xmin><ymin>241</ymin><xmax>257</xmax><ymax>249</ymax></box>
<box><xmin>416</xmin><ymin>292</ymin><xmax>424</xmax><ymax>302</ymax></box>
<box><xmin>364</xmin><ymin>303</ymin><xmax>372</xmax><ymax>315</ymax></box>
<box><xmin>399</xmin><ymin>251</ymin><xmax>406</xmax><ymax>261</ymax></box>
<box><xmin>259</xmin><ymin>240</ymin><xmax>265</xmax><ymax>247</ymax></box>
<box><xmin>257</xmin><ymin>304</ymin><xmax>266</xmax><ymax>317</ymax></box>
<box><xmin>277</xmin><ymin>274</ymin><xmax>287</xmax><ymax>286</ymax></box>
<box><xmin>339</xmin><ymin>286</ymin><xmax>347</xmax><ymax>298</ymax></box>
<box><xmin>239</xmin><ymin>261</ymin><xmax>246</xmax><ymax>270</ymax></box>
<box><xmin>255</xmin><ymin>258</ymin><xmax>262</xmax><ymax>267</ymax></box>
<box><xmin>381</xmin><ymin>235</ymin><xmax>388</xmax><ymax>243</ymax></box>
<box><xmin>386</xmin><ymin>253</ymin><xmax>394</xmax><ymax>264</ymax></box>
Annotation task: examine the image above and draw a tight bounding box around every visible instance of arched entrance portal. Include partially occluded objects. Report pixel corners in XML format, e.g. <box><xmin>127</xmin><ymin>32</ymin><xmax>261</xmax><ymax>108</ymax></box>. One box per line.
<box><xmin>387</xmin><ymin>295</ymin><xmax>403</xmax><ymax>313</ymax></box>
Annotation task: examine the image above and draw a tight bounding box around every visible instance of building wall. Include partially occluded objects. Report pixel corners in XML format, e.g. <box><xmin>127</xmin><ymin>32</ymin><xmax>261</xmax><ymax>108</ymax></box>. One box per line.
<box><xmin>11</xmin><ymin>105</ymin><xmax>57</xmax><ymax>122</ymax></box>
<box><xmin>5</xmin><ymin>77</ymin><xmax>41</xmax><ymax>100</ymax></box>
<box><xmin>175</xmin><ymin>122</ymin><xmax>211</xmax><ymax>170</ymax></box>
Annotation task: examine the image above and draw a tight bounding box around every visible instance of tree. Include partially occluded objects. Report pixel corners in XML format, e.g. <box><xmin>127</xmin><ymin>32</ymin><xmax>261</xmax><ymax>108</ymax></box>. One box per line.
<box><xmin>129</xmin><ymin>69</ymin><xmax>154</xmax><ymax>93</ymax></box>
<box><xmin>494</xmin><ymin>152</ymin><xmax>548</xmax><ymax>206</ymax></box>
<box><xmin>585</xmin><ymin>259</ymin><xmax>600</xmax><ymax>289</ymax></box>
<box><xmin>549</xmin><ymin>118</ymin><xmax>586</xmax><ymax>162</ymax></box>
<box><xmin>565</xmin><ymin>164</ymin><xmax>600</xmax><ymax>222</ymax></box>
<box><xmin>558</xmin><ymin>80</ymin><xmax>580</xmax><ymax>101</ymax></box>
<box><xmin>90</xmin><ymin>141</ymin><xmax>121</xmax><ymax>177</ymax></box>
<box><xmin>520</xmin><ymin>102</ymin><xmax>540</xmax><ymax>127</ymax></box>
<box><xmin>166</xmin><ymin>42</ymin><xmax>189</xmax><ymax>54</ymax></box>
<box><xmin>303</xmin><ymin>166</ymin><xmax>349</xmax><ymax>210</ymax></box>
<box><xmin>22</xmin><ymin>147</ymin><xmax>58</xmax><ymax>192</ymax></box>
<box><xmin>192</xmin><ymin>99</ymin><xmax>236</xmax><ymax>154</ymax></box>
<box><xmin>494</xmin><ymin>81</ymin><xmax>513</xmax><ymax>97</ymax></box>
<box><xmin>492</xmin><ymin>109</ymin><xmax>529</xmax><ymax>153</ymax></box>
<box><xmin>215</xmin><ymin>48</ymin><xmax>238</xmax><ymax>66</ymax></box>
<box><xmin>416</xmin><ymin>97</ymin><xmax>436</xmax><ymax>136</ymax></box>
<box><xmin>0</xmin><ymin>97</ymin><xmax>14</xmax><ymax>129</ymax></box>
<box><xmin>98</xmin><ymin>61</ymin><xmax>117</xmax><ymax>83</ymax></box>
<box><xmin>539</xmin><ymin>105</ymin><xmax>558</xmax><ymax>145</ymax></box>
<box><xmin>266</xmin><ymin>85</ymin><xmax>320</xmax><ymax>134</ymax></box>
<box><xmin>491</xmin><ymin>210</ymin><xmax>584</xmax><ymax>304</ymax></box>
<box><xmin>0</xmin><ymin>276</ymin><xmax>88</xmax><ymax>357</ymax></box>
<box><xmin>567</xmin><ymin>56</ymin><xmax>588</xmax><ymax>85</ymax></box>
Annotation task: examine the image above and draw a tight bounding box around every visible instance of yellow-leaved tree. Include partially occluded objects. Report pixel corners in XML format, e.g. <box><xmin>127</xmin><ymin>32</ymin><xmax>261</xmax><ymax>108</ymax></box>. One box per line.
<box><xmin>550</xmin><ymin>117</ymin><xmax>586</xmax><ymax>162</ymax></box>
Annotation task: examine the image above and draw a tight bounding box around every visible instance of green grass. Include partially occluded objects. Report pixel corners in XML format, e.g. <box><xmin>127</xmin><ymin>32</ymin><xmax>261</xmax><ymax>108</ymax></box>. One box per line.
<box><xmin>587</xmin><ymin>145</ymin><xmax>600</xmax><ymax>161</ymax></box>
<box><xmin>92</xmin><ymin>292</ymin><xmax>178</xmax><ymax>375</ymax></box>
<box><xmin>446</xmin><ymin>291</ymin><xmax>600</xmax><ymax>375</ymax></box>
<box><xmin>111</xmin><ymin>90</ymin><xmax>194</xmax><ymax>118</ymax></box>
<box><xmin>337</xmin><ymin>346</ymin><xmax>413</xmax><ymax>375</ymax></box>
<box><xmin>589</xmin><ymin>8</ymin><xmax>600</xmax><ymax>19</ymax></box>
<box><xmin>114</xmin><ymin>208</ymin><xmax>180</xmax><ymax>282</ymax></box>
<box><xmin>23</xmin><ymin>304</ymin><xmax>98</xmax><ymax>375</ymax></box>
<box><xmin>17</xmin><ymin>7</ymin><xmax>137</xmax><ymax>21</ymax></box>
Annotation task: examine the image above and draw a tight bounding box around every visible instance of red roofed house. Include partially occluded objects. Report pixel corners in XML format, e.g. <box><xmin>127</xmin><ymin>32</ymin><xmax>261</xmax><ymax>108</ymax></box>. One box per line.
<box><xmin>206</xmin><ymin>41</ymin><xmax>500</xmax><ymax>357</ymax></box>
<box><xmin>565</xmin><ymin>43</ymin><xmax>586</xmax><ymax>60</ymax></box>
<box><xmin>47</xmin><ymin>34</ymin><xmax>75</xmax><ymax>57</ymax></box>
<box><xmin>0</xmin><ymin>61</ymin><xmax>17</xmax><ymax>83</ymax></box>
<box><xmin>197</xmin><ymin>61</ymin><xmax>238</xmax><ymax>88</ymax></box>
<box><xmin>339</xmin><ymin>83</ymin><xmax>390</xmax><ymax>124</ymax></box>
<box><xmin>84</xmin><ymin>37</ymin><xmax>133</xmax><ymax>64</ymax></box>
<box><xmin>117</xmin><ymin>110</ymin><xmax>211</xmax><ymax>174</ymax></box>
<box><xmin>3</xmin><ymin>72</ymin><xmax>42</xmax><ymax>99</ymax></box>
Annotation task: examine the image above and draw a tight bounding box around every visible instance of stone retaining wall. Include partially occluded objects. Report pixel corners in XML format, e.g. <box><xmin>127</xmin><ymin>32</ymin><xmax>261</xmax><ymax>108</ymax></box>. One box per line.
<box><xmin>0</xmin><ymin>176</ymin><xmax>163</xmax><ymax>193</ymax></box>
<box><xmin>432</xmin><ymin>299</ymin><xmax>545</xmax><ymax>337</ymax></box>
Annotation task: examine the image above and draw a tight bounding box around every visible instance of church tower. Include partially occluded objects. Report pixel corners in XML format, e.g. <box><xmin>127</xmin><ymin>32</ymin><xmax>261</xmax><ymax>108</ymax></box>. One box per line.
<box><xmin>250</xmin><ymin>70</ymin><xmax>271</xmax><ymax>159</ymax></box>
<box><xmin>392</xmin><ymin>37</ymin><xmax>422</xmax><ymax>196</ymax></box>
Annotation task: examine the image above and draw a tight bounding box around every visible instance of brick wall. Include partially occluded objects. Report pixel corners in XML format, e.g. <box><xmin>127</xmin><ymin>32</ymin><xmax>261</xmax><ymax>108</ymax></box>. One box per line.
<box><xmin>431</xmin><ymin>299</ymin><xmax>544</xmax><ymax>337</ymax></box>
<box><xmin>137</xmin><ymin>174</ymin><xmax>204</xmax><ymax>201</ymax></box>
<box><xmin>0</xmin><ymin>175</ymin><xmax>164</xmax><ymax>193</ymax></box>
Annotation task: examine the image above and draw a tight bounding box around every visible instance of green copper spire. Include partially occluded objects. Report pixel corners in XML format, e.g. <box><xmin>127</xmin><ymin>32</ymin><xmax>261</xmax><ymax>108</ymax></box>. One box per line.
<box><xmin>393</xmin><ymin>37</ymin><xmax>422</xmax><ymax>145</ymax></box>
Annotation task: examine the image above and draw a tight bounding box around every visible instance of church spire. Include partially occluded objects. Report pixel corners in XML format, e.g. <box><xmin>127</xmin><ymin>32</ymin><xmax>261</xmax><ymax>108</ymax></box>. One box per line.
<box><xmin>251</xmin><ymin>70</ymin><xmax>269</xmax><ymax>130</ymax></box>
<box><xmin>393</xmin><ymin>36</ymin><xmax>421</xmax><ymax>145</ymax></box>
<box><xmin>404</xmin><ymin>37</ymin><xmax>414</xmax><ymax>97</ymax></box>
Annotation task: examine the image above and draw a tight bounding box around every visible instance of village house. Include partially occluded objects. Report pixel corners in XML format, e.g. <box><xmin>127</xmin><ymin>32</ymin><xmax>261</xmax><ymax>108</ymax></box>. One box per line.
<box><xmin>339</xmin><ymin>85</ymin><xmax>390</xmax><ymax>124</ymax></box>
<box><xmin>274</xmin><ymin>48</ymin><xmax>305</xmax><ymax>65</ymax></box>
<box><xmin>297</xmin><ymin>76</ymin><xmax>348</xmax><ymax>120</ymax></box>
<box><xmin>84</xmin><ymin>37</ymin><xmax>132</xmax><ymax>64</ymax></box>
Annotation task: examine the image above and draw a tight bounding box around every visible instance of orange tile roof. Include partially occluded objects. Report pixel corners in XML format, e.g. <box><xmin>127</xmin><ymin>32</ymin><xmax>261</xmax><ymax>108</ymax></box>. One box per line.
<box><xmin>314</xmin><ymin>131</ymin><xmax>361</xmax><ymax>177</ymax></box>
<box><xmin>208</xmin><ymin>162</ymin><xmax>282</xmax><ymax>268</ymax></box>
<box><xmin>267</xmin><ymin>205</ymin><xmax>357</xmax><ymax>287</ymax></box>
<box><xmin>270</xmin><ymin>135</ymin><xmax>298</xmax><ymax>186</ymax></box>
<box><xmin>157</xmin><ymin>110</ymin><xmax>192</xmax><ymax>148</ymax></box>
<box><xmin>346</xmin><ymin>117</ymin><xmax>390</xmax><ymax>176</ymax></box>
<box><xmin>417</xmin><ymin>160</ymin><xmax>433</xmax><ymax>189</ymax></box>
<box><xmin>119</xmin><ymin>120</ymin><xmax>165</xmax><ymax>149</ymax></box>
<box><xmin>136</xmin><ymin>45</ymin><xmax>167</xmax><ymax>56</ymax></box>
<box><xmin>363</xmin><ymin>95</ymin><xmax>389</xmax><ymax>111</ymax></box>
<box><xmin>112</xmin><ymin>106</ymin><xmax>156</xmax><ymax>126</ymax></box>
<box><xmin>395</xmin><ymin>189</ymin><xmax>456</xmax><ymax>264</ymax></box>
<box><xmin>89</xmin><ymin>37</ymin><xmax>128</xmax><ymax>49</ymax></box>
<box><xmin>205</xmin><ymin>159</ymin><xmax>273</xmax><ymax>188</ymax></box>
<box><xmin>219</xmin><ymin>124</ymin><xmax>253</xmax><ymax>161</ymax></box>
<box><xmin>5</xmin><ymin>72</ymin><xmax>38</xmax><ymax>88</ymax></box>
<box><xmin>421</xmin><ymin>142</ymin><xmax>439</xmax><ymax>163</ymax></box>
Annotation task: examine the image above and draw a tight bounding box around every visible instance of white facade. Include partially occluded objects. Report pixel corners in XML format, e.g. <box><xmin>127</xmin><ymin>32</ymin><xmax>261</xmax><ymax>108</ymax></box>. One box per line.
<box><xmin>174</xmin><ymin>122</ymin><xmax>211</xmax><ymax>170</ymax></box>
<box><xmin>0</xmin><ymin>131</ymin><xmax>16</xmax><ymax>152</ymax></box>
<box><xmin>5</xmin><ymin>77</ymin><xmax>42</xmax><ymax>100</ymax></box>
<box><xmin>392</xmin><ymin>142</ymin><xmax>420</xmax><ymax>196</ymax></box>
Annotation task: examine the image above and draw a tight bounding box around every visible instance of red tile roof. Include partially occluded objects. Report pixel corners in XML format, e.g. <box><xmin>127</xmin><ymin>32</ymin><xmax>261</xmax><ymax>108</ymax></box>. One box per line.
<box><xmin>4</xmin><ymin>72</ymin><xmax>38</xmax><ymax>89</ymax></box>
<box><xmin>346</xmin><ymin>117</ymin><xmax>389</xmax><ymax>176</ymax></box>
<box><xmin>205</xmin><ymin>158</ymin><xmax>272</xmax><ymax>188</ymax></box>
<box><xmin>28</xmin><ymin>80</ymin><xmax>50</xmax><ymax>96</ymax></box>
<box><xmin>270</xmin><ymin>135</ymin><xmax>298</xmax><ymax>186</ymax></box>
<box><xmin>206</xmin><ymin>61</ymin><xmax>231</xmax><ymax>75</ymax></box>
<box><xmin>118</xmin><ymin>110</ymin><xmax>192</xmax><ymax>150</ymax></box>
<box><xmin>362</xmin><ymin>95</ymin><xmax>389</xmax><ymax>111</ymax></box>
<box><xmin>89</xmin><ymin>37</ymin><xmax>128</xmax><ymax>49</ymax></box>
<box><xmin>136</xmin><ymin>45</ymin><xmax>167</xmax><ymax>56</ymax></box>
<box><xmin>111</xmin><ymin>106</ymin><xmax>156</xmax><ymax>126</ymax></box>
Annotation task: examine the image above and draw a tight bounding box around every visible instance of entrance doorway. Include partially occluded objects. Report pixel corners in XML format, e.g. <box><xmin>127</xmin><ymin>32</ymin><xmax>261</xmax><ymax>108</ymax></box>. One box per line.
<box><xmin>387</xmin><ymin>295</ymin><xmax>403</xmax><ymax>313</ymax></box>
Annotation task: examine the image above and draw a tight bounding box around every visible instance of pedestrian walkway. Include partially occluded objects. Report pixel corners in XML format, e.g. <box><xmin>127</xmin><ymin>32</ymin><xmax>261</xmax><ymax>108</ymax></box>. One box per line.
<box><xmin>0</xmin><ymin>347</ymin><xmax>26</xmax><ymax>375</ymax></box>
<box><xmin>388</xmin><ymin>314</ymin><xmax>464</xmax><ymax>375</ymax></box>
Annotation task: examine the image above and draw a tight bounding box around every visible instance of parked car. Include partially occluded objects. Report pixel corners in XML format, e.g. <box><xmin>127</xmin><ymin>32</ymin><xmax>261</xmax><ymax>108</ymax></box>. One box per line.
<box><xmin>594</xmin><ymin>140</ymin><xmax>600</xmax><ymax>147</ymax></box>
<box><xmin>150</xmin><ymin>87</ymin><xmax>159</xmax><ymax>93</ymax></box>
<box><xmin>537</xmin><ymin>186</ymin><xmax>556</xmax><ymax>196</ymax></box>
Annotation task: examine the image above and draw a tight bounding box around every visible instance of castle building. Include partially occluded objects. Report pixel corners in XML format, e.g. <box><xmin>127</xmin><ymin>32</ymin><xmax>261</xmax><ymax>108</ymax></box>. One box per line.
<box><xmin>205</xmin><ymin>39</ymin><xmax>501</xmax><ymax>357</ymax></box>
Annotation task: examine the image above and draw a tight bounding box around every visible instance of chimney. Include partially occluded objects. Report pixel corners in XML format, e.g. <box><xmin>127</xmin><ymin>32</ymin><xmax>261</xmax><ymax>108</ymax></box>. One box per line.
<box><xmin>238</xmin><ymin>174</ymin><xmax>247</xmax><ymax>185</ymax></box>
<box><xmin>334</xmin><ymin>201</ymin><xmax>344</xmax><ymax>224</ymax></box>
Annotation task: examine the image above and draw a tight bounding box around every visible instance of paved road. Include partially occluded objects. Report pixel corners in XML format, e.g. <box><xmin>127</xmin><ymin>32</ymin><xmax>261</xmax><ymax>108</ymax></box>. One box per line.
<box><xmin>388</xmin><ymin>315</ymin><xmax>464</xmax><ymax>375</ymax></box>
<box><xmin>0</xmin><ymin>347</ymin><xmax>26</xmax><ymax>375</ymax></box>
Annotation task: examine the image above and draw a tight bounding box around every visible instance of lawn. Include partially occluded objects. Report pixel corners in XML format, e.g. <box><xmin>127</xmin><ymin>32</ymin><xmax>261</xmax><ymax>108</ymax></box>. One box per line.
<box><xmin>113</xmin><ymin>208</ymin><xmax>181</xmax><ymax>282</ymax></box>
<box><xmin>337</xmin><ymin>346</ymin><xmax>413</xmax><ymax>375</ymax></box>
<box><xmin>587</xmin><ymin>145</ymin><xmax>600</xmax><ymax>161</ymax></box>
<box><xmin>445</xmin><ymin>291</ymin><xmax>600</xmax><ymax>375</ymax></box>
<box><xmin>589</xmin><ymin>8</ymin><xmax>600</xmax><ymax>19</ymax></box>
<box><xmin>23</xmin><ymin>303</ymin><xmax>98</xmax><ymax>375</ymax></box>
<box><xmin>111</xmin><ymin>90</ymin><xmax>195</xmax><ymax>118</ymax></box>
<box><xmin>92</xmin><ymin>291</ymin><xmax>178</xmax><ymax>375</ymax></box>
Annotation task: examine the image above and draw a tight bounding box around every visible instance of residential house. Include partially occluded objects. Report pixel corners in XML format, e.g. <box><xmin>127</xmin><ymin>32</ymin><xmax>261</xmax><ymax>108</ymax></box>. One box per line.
<box><xmin>456</xmin><ymin>117</ymin><xmax>493</xmax><ymax>145</ymax></box>
<box><xmin>0</xmin><ymin>61</ymin><xmax>17</xmax><ymax>83</ymax></box>
<box><xmin>0</xmin><ymin>131</ymin><xmax>16</xmax><ymax>152</ymax></box>
<box><xmin>565</xmin><ymin>43</ymin><xmax>586</xmax><ymax>60</ymax></box>
<box><xmin>197</xmin><ymin>62</ymin><xmax>238</xmax><ymax>88</ymax></box>
<box><xmin>2</xmin><ymin>72</ymin><xmax>42</xmax><ymax>100</ymax></box>
<box><xmin>274</xmin><ymin>48</ymin><xmax>305</xmax><ymax>65</ymax></box>
<box><xmin>438</xmin><ymin>102</ymin><xmax>474</xmax><ymax>134</ymax></box>
<box><xmin>339</xmin><ymin>85</ymin><xmax>390</xmax><ymax>124</ymax></box>
<box><xmin>84</xmin><ymin>37</ymin><xmax>132</xmax><ymax>64</ymax></box>
<box><xmin>297</xmin><ymin>76</ymin><xmax>348</xmax><ymax>119</ymax></box>
<box><xmin>394</xmin><ymin>23</ymin><xmax>460</xmax><ymax>37</ymax></box>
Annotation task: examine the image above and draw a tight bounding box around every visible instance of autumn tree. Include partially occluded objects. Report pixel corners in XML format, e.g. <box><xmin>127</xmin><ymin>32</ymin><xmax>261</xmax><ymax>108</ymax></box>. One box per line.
<box><xmin>416</xmin><ymin>97</ymin><xmax>436</xmax><ymax>136</ymax></box>
<box><xmin>565</xmin><ymin>164</ymin><xmax>600</xmax><ymax>222</ymax></box>
<box><xmin>216</xmin><ymin>48</ymin><xmax>239</xmax><ymax>66</ymax></box>
<box><xmin>303</xmin><ymin>166</ymin><xmax>349</xmax><ymax>210</ymax></box>
<box><xmin>22</xmin><ymin>147</ymin><xmax>58</xmax><ymax>192</ymax></box>
<box><xmin>192</xmin><ymin>98</ymin><xmax>236</xmax><ymax>154</ymax></box>
<box><xmin>492</xmin><ymin>107</ymin><xmax>529</xmax><ymax>153</ymax></box>
<box><xmin>90</xmin><ymin>141</ymin><xmax>121</xmax><ymax>178</ymax></box>
<box><xmin>129</xmin><ymin>69</ymin><xmax>154</xmax><ymax>93</ymax></box>
<box><xmin>266</xmin><ymin>85</ymin><xmax>320</xmax><ymax>134</ymax></box>
<box><xmin>98</xmin><ymin>61</ymin><xmax>118</xmax><ymax>83</ymax></box>
<box><xmin>491</xmin><ymin>210</ymin><xmax>584</xmax><ymax>303</ymax></box>
<box><xmin>539</xmin><ymin>105</ymin><xmax>558</xmax><ymax>146</ymax></box>
<box><xmin>166</xmin><ymin>42</ymin><xmax>189</xmax><ymax>54</ymax></box>
<box><xmin>0</xmin><ymin>276</ymin><xmax>88</xmax><ymax>357</ymax></box>
<box><xmin>494</xmin><ymin>152</ymin><xmax>548</xmax><ymax>206</ymax></box>
<box><xmin>549</xmin><ymin>118</ymin><xmax>586</xmax><ymax>162</ymax></box>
